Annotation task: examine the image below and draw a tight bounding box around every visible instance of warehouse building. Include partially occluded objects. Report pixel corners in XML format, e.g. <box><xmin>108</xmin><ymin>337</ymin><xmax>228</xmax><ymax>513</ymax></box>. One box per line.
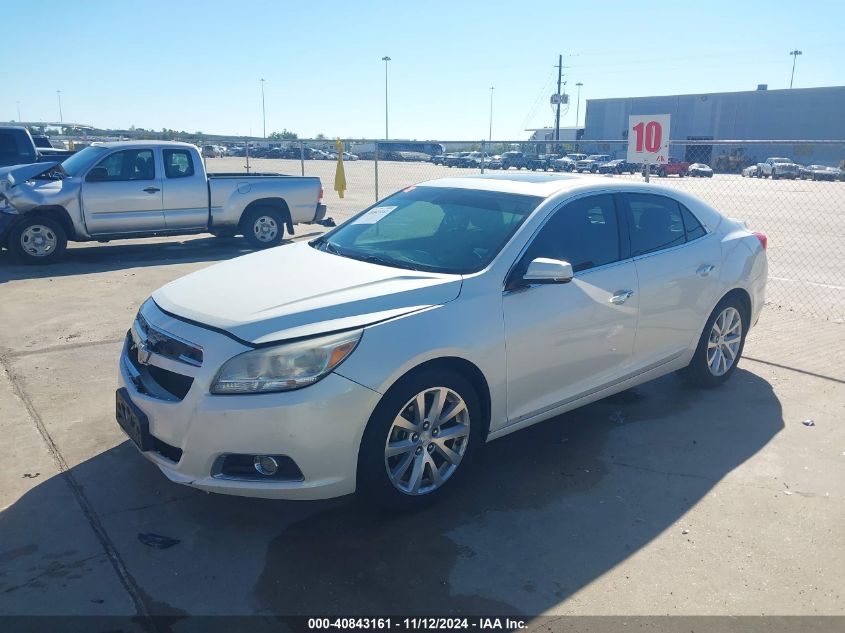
<box><xmin>581</xmin><ymin>85</ymin><xmax>845</xmax><ymax>168</ymax></box>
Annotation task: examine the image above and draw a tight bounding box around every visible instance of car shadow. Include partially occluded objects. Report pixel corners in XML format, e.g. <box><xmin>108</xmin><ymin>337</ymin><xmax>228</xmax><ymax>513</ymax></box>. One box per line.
<box><xmin>0</xmin><ymin>230</ymin><xmax>325</xmax><ymax>283</ymax></box>
<box><xmin>0</xmin><ymin>370</ymin><xmax>782</xmax><ymax>620</ymax></box>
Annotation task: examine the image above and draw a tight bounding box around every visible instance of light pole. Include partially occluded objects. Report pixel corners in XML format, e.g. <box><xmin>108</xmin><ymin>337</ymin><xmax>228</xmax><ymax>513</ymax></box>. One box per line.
<box><xmin>16</xmin><ymin>101</ymin><xmax>21</xmax><ymax>121</ymax></box>
<box><xmin>789</xmin><ymin>50</ymin><xmax>802</xmax><ymax>89</ymax></box>
<box><xmin>382</xmin><ymin>56</ymin><xmax>391</xmax><ymax>139</ymax></box>
<box><xmin>260</xmin><ymin>78</ymin><xmax>266</xmax><ymax>138</ymax></box>
<box><xmin>56</xmin><ymin>90</ymin><xmax>63</xmax><ymax>123</ymax></box>
<box><xmin>488</xmin><ymin>87</ymin><xmax>495</xmax><ymax>143</ymax></box>
<box><xmin>575</xmin><ymin>82</ymin><xmax>583</xmax><ymax>128</ymax></box>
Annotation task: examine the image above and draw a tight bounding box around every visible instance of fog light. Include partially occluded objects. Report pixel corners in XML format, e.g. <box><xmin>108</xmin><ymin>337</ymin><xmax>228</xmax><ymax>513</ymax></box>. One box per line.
<box><xmin>254</xmin><ymin>455</ymin><xmax>279</xmax><ymax>476</ymax></box>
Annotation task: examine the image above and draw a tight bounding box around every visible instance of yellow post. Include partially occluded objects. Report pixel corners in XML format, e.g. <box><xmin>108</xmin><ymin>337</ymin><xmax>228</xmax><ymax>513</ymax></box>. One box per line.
<box><xmin>334</xmin><ymin>138</ymin><xmax>347</xmax><ymax>199</ymax></box>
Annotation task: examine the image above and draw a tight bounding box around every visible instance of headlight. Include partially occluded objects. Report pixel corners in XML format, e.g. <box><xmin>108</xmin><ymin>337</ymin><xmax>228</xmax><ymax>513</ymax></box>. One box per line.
<box><xmin>211</xmin><ymin>329</ymin><xmax>362</xmax><ymax>394</ymax></box>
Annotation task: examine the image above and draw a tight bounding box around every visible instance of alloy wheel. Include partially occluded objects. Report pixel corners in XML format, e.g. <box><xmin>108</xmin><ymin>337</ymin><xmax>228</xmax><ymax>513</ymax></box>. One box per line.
<box><xmin>707</xmin><ymin>307</ymin><xmax>743</xmax><ymax>376</ymax></box>
<box><xmin>384</xmin><ymin>387</ymin><xmax>470</xmax><ymax>495</ymax></box>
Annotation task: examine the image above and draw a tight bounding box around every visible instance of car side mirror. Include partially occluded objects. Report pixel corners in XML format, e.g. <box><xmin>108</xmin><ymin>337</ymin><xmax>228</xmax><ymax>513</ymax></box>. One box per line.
<box><xmin>523</xmin><ymin>258</ymin><xmax>574</xmax><ymax>284</ymax></box>
<box><xmin>86</xmin><ymin>167</ymin><xmax>108</xmax><ymax>182</ymax></box>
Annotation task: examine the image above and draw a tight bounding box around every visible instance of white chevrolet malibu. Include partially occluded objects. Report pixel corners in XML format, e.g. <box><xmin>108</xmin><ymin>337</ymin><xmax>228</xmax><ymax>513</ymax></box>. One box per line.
<box><xmin>117</xmin><ymin>174</ymin><xmax>767</xmax><ymax>509</ymax></box>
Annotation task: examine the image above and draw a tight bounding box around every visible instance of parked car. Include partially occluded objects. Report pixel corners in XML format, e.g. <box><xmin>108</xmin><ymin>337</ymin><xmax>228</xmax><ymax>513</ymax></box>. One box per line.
<box><xmin>574</xmin><ymin>154</ymin><xmax>610</xmax><ymax>173</ymax></box>
<box><xmin>202</xmin><ymin>145</ymin><xmax>223</xmax><ymax>158</ymax></box>
<box><xmin>757</xmin><ymin>157</ymin><xmax>799</xmax><ymax>180</ymax></box>
<box><xmin>552</xmin><ymin>153</ymin><xmax>587</xmax><ymax>172</ymax></box>
<box><xmin>741</xmin><ymin>165</ymin><xmax>759</xmax><ymax>178</ymax></box>
<box><xmin>0</xmin><ymin>126</ymin><xmax>76</xmax><ymax>167</ymax></box>
<box><xmin>0</xmin><ymin>141</ymin><xmax>326</xmax><ymax>264</ymax></box>
<box><xmin>642</xmin><ymin>157</ymin><xmax>690</xmax><ymax>178</ymax></box>
<box><xmin>444</xmin><ymin>152</ymin><xmax>468</xmax><ymax>168</ymax></box>
<box><xmin>457</xmin><ymin>152</ymin><xmax>492</xmax><ymax>168</ymax></box>
<box><xmin>497</xmin><ymin>151</ymin><xmax>529</xmax><ymax>170</ymax></box>
<box><xmin>528</xmin><ymin>154</ymin><xmax>559</xmax><ymax>171</ymax></box>
<box><xmin>598</xmin><ymin>159</ymin><xmax>638</xmax><ymax>175</ymax></box>
<box><xmin>431</xmin><ymin>154</ymin><xmax>447</xmax><ymax>165</ymax></box>
<box><xmin>343</xmin><ymin>152</ymin><xmax>359</xmax><ymax>161</ymax></box>
<box><xmin>798</xmin><ymin>164</ymin><xmax>840</xmax><ymax>181</ymax></box>
<box><xmin>689</xmin><ymin>163</ymin><xmax>714</xmax><ymax>178</ymax></box>
<box><xmin>116</xmin><ymin>173</ymin><xmax>768</xmax><ymax>510</ymax></box>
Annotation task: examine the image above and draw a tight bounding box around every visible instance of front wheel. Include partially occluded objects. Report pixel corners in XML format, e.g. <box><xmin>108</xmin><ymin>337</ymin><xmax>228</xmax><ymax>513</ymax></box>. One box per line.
<box><xmin>243</xmin><ymin>207</ymin><xmax>285</xmax><ymax>248</ymax></box>
<box><xmin>357</xmin><ymin>368</ymin><xmax>483</xmax><ymax>511</ymax></box>
<box><xmin>679</xmin><ymin>296</ymin><xmax>748</xmax><ymax>388</ymax></box>
<box><xmin>9</xmin><ymin>215</ymin><xmax>68</xmax><ymax>265</ymax></box>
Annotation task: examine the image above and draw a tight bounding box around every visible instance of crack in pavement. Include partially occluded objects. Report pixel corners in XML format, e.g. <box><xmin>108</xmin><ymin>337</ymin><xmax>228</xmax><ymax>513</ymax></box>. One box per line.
<box><xmin>0</xmin><ymin>352</ymin><xmax>154</xmax><ymax>626</ymax></box>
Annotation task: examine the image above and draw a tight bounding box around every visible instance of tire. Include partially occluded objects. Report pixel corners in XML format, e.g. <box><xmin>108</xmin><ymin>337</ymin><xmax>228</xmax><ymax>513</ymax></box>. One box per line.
<box><xmin>771</xmin><ymin>171</ymin><xmax>778</xmax><ymax>180</ymax></box>
<box><xmin>679</xmin><ymin>295</ymin><xmax>748</xmax><ymax>388</ymax></box>
<box><xmin>243</xmin><ymin>207</ymin><xmax>285</xmax><ymax>248</ymax></box>
<box><xmin>357</xmin><ymin>368</ymin><xmax>483</xmax><ymax>511</ymax></box>
<box><xmin>658</xmin><ymin>168</ymin><xmax>667</xmax><ymax>177</ymax></box>
<box><xmin>9</xmin><ymin>215</ymin><xmax>68</xmax><ymax>265</ymax></box>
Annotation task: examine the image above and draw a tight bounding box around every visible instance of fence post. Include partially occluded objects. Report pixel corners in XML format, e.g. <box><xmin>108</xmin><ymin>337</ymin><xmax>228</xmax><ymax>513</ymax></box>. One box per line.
<box><xmin>644</xmin><ymin>162</ymin><xmax>650</xmax><ymax>183</ymax></box>
<box><xmin>245</xmin><ymin>141</ymin><xmax>251</xmax><ymax>174</ymax></box>
<box><xmin>374</xmin><ymin>141</ymin><xmax>379</xmax><ymax>202</ymax></box>
<box><xmin>299</xmin><ymin>140</ymin><xmax>305</xmax><ymax>176</ymax></box>
<box><xmin>480</xmin><ymin>141</ymin><xmax>485</xmax><ymax>174</ymax></box>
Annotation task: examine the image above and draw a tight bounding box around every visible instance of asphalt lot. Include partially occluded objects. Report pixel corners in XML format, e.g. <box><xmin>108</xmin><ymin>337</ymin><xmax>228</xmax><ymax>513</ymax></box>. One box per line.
<box><xmin>0</xmin><ymin>165</ymin><xmax>844</xmax><ymax>625</ymax></box>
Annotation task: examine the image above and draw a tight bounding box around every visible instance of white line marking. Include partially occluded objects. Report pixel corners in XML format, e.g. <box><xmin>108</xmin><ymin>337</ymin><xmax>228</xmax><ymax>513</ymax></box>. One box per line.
<box><xmin>769</xmin><ymin>276</ymin><xmax>845</xmax><ymax>291</ymax></box>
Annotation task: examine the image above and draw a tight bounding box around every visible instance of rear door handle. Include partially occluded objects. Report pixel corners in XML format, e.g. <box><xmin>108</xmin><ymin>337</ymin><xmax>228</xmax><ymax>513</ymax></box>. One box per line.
<box><xmin>697</xmin><ymin>264</ymin><xmax>716</xmax><ymax>277</ymax></box>
<box><xmin>610</xmin><ymin>290</ymin><xmax>635</xmax><ymax>305</ymax></box>
<box><xmin>143</xmin><ymin>187</ymin><xmax>161</xmax><ymax>193</ymax></box>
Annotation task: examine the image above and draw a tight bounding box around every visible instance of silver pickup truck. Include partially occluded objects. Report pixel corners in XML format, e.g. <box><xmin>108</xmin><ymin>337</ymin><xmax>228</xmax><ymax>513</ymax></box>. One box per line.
<box><xmin>0</xmin><ymin>141</ymin><xmax>327</xmax><ymax>264</ymax></box>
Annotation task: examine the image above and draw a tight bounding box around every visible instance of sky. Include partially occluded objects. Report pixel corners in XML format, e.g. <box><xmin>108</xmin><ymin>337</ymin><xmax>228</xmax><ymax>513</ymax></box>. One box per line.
<box><xmin>5</xmin><ymin>0</ymin><xmax>845</xmax><ymax>140</ymax></box>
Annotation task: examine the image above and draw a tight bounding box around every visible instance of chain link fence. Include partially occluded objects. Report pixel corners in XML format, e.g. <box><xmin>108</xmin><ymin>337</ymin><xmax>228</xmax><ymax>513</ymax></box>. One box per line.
<box><xmin>196</xmin><ymin>138</ymin><xmax>845</xmax><ymax>323</ymax></box>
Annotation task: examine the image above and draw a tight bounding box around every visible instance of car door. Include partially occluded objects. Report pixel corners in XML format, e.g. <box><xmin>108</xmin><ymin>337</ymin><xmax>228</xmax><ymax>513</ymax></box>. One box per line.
<box><xmin>622</xmin><ymin>193</ymin><xmax>721</xmax><ymax>369</ymax></box>
<box><xmin>161</xmin><ymin>148</ymin><xmax>208</xmax><ymax>230</ymax></box>
<box><xmin>81</xmin><ymin>148</ymin><xmax>166</xmax><ymax>235</ymax></box>
<box><xmin>502</xmin><ymin>193</ymin><xmax>639</xmax><ymax>425</ymax></box>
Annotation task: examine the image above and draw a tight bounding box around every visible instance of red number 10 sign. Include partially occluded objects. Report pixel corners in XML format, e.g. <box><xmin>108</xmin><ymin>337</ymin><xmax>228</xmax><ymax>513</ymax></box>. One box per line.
<box><xmin>627</xmin><ymin>114</ymin><xmax>670</xmax><ymax>165</ymax></box>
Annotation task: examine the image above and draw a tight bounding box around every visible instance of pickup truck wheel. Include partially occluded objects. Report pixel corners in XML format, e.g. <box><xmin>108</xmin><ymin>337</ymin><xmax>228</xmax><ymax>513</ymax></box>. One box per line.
<box><xmin>771</xmin><ymin>171</ymin><xmax>778</xmax><ymax>180</ymax></box>
<box><xmin>10</xmin><ymin>216</ymin><xmax>67</xmax><ymax>265</ymax></box>
<box><xmin>244</xmin><ymin>208</ymin><xmax>284</xmax><ymax>248</ymax></box>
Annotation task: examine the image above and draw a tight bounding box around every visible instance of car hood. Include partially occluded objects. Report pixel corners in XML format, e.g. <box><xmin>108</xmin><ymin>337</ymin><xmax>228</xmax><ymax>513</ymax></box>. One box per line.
<box><xmin>153</xmin><ymin>241</ymin><xmax>463</xmax><ymax>345</ymax></box>
<box><xmin>0</xmin><ymin>161</ymin><xmax>60</xmax><ymax>192</ymax></box>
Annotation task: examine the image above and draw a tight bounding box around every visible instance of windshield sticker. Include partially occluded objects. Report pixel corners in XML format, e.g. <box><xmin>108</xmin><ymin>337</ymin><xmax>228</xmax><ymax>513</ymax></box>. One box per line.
<box><xmin>353</xmin><ymin>205</ymin><xmax>397</xmax><ymax>224</ymax></box>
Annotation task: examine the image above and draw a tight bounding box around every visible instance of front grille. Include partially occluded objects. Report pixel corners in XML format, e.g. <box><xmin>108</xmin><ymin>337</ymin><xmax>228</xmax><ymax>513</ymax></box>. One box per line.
<box><xmin>126</xmin><ymin>331</ymin><xmax>194</xmax><ymax>401</ymax></box>
<box><xmin>136</xmin><ymin>311</ymin><xmax>203</xmax><ymax>367</ymax></box>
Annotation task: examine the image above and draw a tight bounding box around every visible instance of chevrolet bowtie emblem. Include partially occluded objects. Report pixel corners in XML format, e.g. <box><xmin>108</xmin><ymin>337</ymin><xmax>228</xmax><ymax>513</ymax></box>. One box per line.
<box><xmin>137</xmin><ymin>340</ymin><xmax>152</xmax><ymax>365</ymax></box>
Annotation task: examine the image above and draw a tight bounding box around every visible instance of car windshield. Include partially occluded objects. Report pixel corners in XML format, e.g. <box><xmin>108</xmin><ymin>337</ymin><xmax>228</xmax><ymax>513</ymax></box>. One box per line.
<box><xmin>60</xmin><ymin>146</ymin><xmax>109</xmax><ymax>177</ymax></box>
<box><xmin>311</xmin><ymin>186</ymin><xmax>542</xmax><ymax>274</ymax></box>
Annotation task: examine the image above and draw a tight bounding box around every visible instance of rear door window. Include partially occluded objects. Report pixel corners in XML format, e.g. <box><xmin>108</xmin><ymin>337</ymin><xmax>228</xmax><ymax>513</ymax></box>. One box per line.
<box><xmin>163</xmin><ymin>150</ymin><xmax>194</xmax><ymax>178</ymax></box>
<box><xmin>624</xmin><ymin>194</ymin><xmax>686</xmax><ymax>256</ymax></box>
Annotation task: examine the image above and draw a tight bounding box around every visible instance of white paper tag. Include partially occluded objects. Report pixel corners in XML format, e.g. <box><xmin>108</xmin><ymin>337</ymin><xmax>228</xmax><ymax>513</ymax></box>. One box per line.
<box><xmin>353</xmin><ymin>206</ymin><xmax>397</xmax><ymax>224</ymax></box>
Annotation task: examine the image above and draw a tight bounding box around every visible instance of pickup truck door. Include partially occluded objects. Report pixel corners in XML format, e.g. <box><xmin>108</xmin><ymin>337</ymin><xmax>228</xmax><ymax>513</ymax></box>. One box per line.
<box><xmin>81</xmin><ymin>148</ymin><xmax>166</xmax><ymax>235</ymax></box>
<box><xmin>160</xmin><ymin>148</ymin><xmax>209</xmax><ymax>230</ymax></box>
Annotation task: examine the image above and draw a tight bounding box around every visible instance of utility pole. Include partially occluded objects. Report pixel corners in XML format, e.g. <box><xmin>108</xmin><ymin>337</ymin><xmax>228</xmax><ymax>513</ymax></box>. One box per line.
<box><xmin>575</xmin><ymin>82</ymin><xmax>583</xmax><ymax>128</ymax></box>
<box><xmin>16</xmin><ymin>101</ymin><xmax>21</xmax><ymax>121</ymax></box>
<box><xmin>789</xmin><ymin>50</ymin><xmax>802</xmax><ymax>89</ymax></box>
<box><xmin>488</xmin><ymin>86</ymin><xmax>495</xmax><ymax>143</ymax></box>
<box><xmin>260</xmin><ymin>78</ymin><xmax>266</xmax><ymax>138</ymax></box>
<box><xmin>382</xmin><ymin>56</ymin><xmax>391</xmax><ymax>139</ymax></box>
<box><xmin>554</xmin><ymin>54</ymin><xmax>563</xmax><ymax>143</ymax></box>
<box><xmin>56</xmin><ymin>90</ymin><xmax>63</xmax><ymax>124</ymax></box>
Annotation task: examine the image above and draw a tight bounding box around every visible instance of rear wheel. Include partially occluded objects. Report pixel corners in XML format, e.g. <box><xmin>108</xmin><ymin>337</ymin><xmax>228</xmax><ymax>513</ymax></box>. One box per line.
<box><xmin>243</xmin><ymin>207</ymin><xmax>285</xmax><ymax>248</ymax></box>
<box><xmin>680</xmin><ymin>296</ymin><xmax>747</xmax><ymax>388</ymax></box>
<box><xmin>10</xmin><ymin>215</ymin><xmax>67</xmax><ymax>265</ymax></box>
<box><xmin>357</xmin><ymin>368</ymin><xmax>483</xmax><ymax>511</ymax></box>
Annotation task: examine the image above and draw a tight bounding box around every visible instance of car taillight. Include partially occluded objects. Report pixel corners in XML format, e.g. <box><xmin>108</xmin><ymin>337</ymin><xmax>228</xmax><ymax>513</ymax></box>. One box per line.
<box><xmin>753</xmin><ymin>231</ymin><xmax>768</xmax><ymax>250</ymax></box>
<box><xmin>318</xmin><ymin>186</ymin><xmax>324</xmax><ymax>203</ymax></box>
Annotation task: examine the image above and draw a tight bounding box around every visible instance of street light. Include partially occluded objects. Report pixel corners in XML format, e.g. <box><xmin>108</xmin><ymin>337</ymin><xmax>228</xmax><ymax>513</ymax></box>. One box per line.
<box><xmin>575</xmin><ymin>82</ymin><xmax>583</xmax><ymax>128</ymax></box>
<box><xmin>260</xmin><ymin>78</ymin><xmax>266</xmax><ymax>138</ymax></box>
<box><xmin>382</xmin><ymin>56</ymin><xmax>391</xmax><ymax>139</ymax></box>
<box><xmin>789</xmin><ymin>50</ymin><xmax>802</xmax><ymax>89</ymax></box>
<box><xmin>488</xmin><ymin>86</ymin><xmax>495</xmax><ymax>143</ymax></box>
<box><xmin>56</xmin><ymin>90</ymin><xmax>63</xmax><ymax>123</ymax></box>
<box><xmin>16</xmin><ymin>100</ymin><xmax>21</xmax><ymax>122</ymax></box>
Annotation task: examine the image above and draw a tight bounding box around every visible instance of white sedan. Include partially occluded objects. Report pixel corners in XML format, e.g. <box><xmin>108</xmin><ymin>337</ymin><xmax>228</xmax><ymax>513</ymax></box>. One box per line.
<box><xmin>689</xmin><ymin>163</ymin><xmax>714</xmax><ymax>177</ymax></box>
<box><xmin>117</xmin><ymin>174</ymin><xmax>768</xmax><ymax>510</ymax></box>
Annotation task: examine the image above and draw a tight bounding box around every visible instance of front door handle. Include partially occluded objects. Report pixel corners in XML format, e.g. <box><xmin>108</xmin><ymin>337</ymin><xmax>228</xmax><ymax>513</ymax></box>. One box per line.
<box><xmin>610</xmin><ymin>289</ymin><xmax>635</xmax><ymax>305</ymax></box>
<box><xmin>143</xmin><ymin>187</ymin><xmax>161</xmax><ymax>193</ymax></box>
<box><xmin>697</xmin><ymin>264</ymin><xmax>716</xmax><ymax>277</ymax></box>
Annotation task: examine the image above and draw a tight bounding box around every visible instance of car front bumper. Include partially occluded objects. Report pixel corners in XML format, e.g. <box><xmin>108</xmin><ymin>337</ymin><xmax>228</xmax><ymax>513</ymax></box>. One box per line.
<box><xmin>116</xmin><ymin>301</ymin><xmax>382</xmax><ymax>500</ymax></box>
